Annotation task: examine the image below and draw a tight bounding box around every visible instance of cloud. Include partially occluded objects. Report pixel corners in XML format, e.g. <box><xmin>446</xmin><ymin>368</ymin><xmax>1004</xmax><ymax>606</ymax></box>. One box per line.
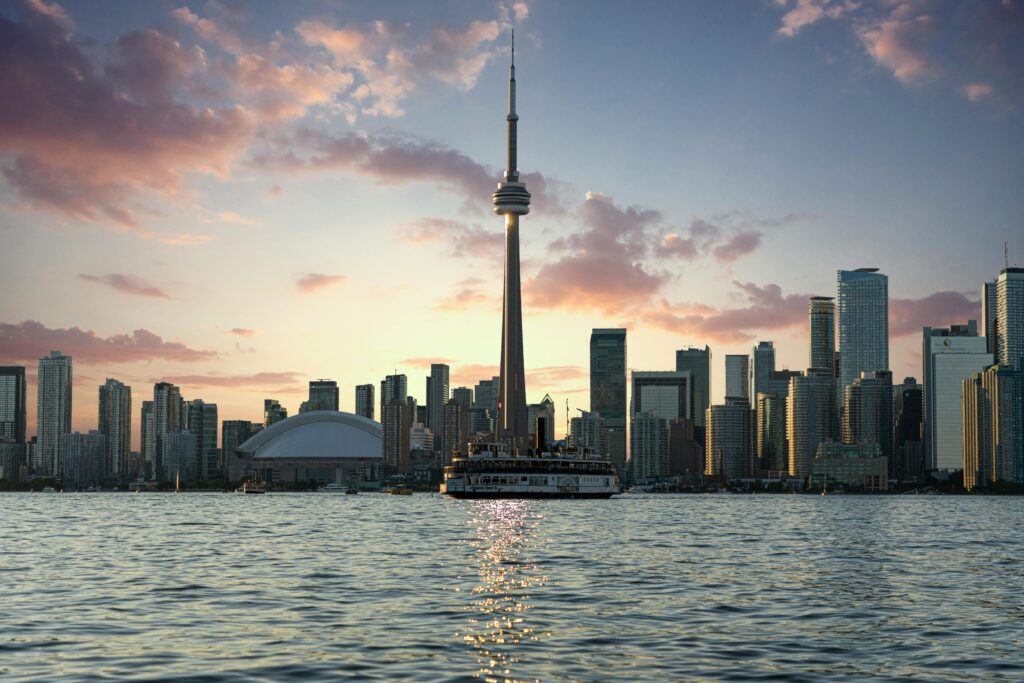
<box><xmin>296</xmin><ymin>272</ymin><xmax>346</xmax><ymax>293</ymax></box>
<box><xmin>451</xmin><ymin>364</ymin><xmax>500</xmax><ymax>386</ymax></box>
<box><xmin>398</xmin><ymin>218</ymin><xmax>502</xmax><ymax>258</ymax></box>
<box><xmin>215</xmin><ymin>211</ymin><xmax>255</xmax><ymax>225</ymax></box>
<box><xmin>712</xmin><ymin>231</ymin><xmax>762</xmax><ymax>263</ymax></box>
<box><xmin>229</xmin><ymin>328</ymin><xmax>255</xmax><ymax>336</ymax></box>
<box><xmin>267</xmin><ymin>184</ymin><xmax>284</xmax><ymax>197</ymax></box>
<box><xmin>0</xmin><ymin>320</ymin><xmax>217</xmax><ymax>364</ymax></box>
<box><xmin>252</xmin><ymin>129</ymin><xmax>564</xmax><ymax>215</ymax></box>
<box><xmin>158</xmin><ymin>233</ymin><xmax>213</xmax><ymax>246</ymax></box>
<box><xmin>513</xmin><ymin>2</ymin><xmax>530</xmax><ymax>22</ymax></box>
<box><xmin>400</xmin><ymin>357</ymin><xmax>459</xmax><ymax>367</ymax></box>
<box><xmin>77</xmin><ymin>273</ymin><xmax>171</xmax><ymax>299</ymax></box>
<box><xmin>890</xmin><ymin>290</ymin><xmax>980</xmax><ymax>337</ymax></box>
<box><xmin>436</xmin><ymin>277</ymin><xmax>496</xmax><ymax>311</ymax></box>
<box><xmin>857</xmin><ymin>3</ymin><xmax>940</xmax><ymax>84</ymax></box>
<box><xmin>526</xmin><ymin>192</ymin><xmax>667</xmax><ymax>313</ymax></box>
<box><xmin>0</xmin><ymin>1</ymin><xmax>252</xmax><ymax>226</ymax></box>
<box><xmin>642</xmin><ymin>281</ymin><xmax>810</xmax><ymax>344</ymax></box>
<box><xmin>962</xmin><ymin>82</ymin><xmax>994</xmax><ymax>101</ymax></box>
<box><xmin>776</xmin><ymin>0</ymin><xmax>861</xmax><ymax>38</ymax></box>
<box><xmin>154</xmin><ymin>371</ymin><xmax>302</xmax><ymax>389</ymax></box>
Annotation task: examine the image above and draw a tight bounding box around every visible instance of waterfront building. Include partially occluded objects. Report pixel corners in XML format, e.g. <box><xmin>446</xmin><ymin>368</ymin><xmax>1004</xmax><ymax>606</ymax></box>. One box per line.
<box><xmin>474</xmin><ymin>377</ymin><xmax>500</xmax><ymax>415</ymax></box>
<box><xmin>306</xmin><ymin>379</ymin><xmax>339</xmax><ymax>412</ymax></box>
<box><xmin>725</xmin><ymin>355</ymin><xmax>750</xmax><ymax>400</ymax></box>
<box><xmin>468</xmin><ymin>406</ymin><xmax>492</xmax><ymax>435</ymax></box>
<box><xmin>750</xmin><ymin>342</ymin><xmax>775</xmax><ymax>408</ymax></box>
<box><xmin>675</xmin><ymin>345</ymin><xmax>711</xmax><ymax>433</ymax></box>
<box><xmin>426</xmin><ymin>364</ymin><xmax>450</xmax><ymax>451</ymax></box>
<box><xmin>222</xmin><ymin>420</ymin><xmax>262</xmax><ymax>478</ymax></box>
<box><xmin>379</xmin><ymin>374</ymin><xmax>408</xmax><ymax>416</ymax></box>
<box><xmin>409</xmin><ymin>422</ymin><xmax>434</xmax><ymax>453</ymax></box>
<box><xmin>355</xmin><ymin>384</ymin><xmax>375</xmax><ymax>421</ymax></box>
<box><xmin>787</xmin><ymin>368</ymin><xmax>838</xmax><ymax>478</ymax></box>
<box><xmin>382</xmin><ymin>398</ymin><xmax>412</xmax><ymax>474</ymax></box>
<box><xmin>631</xmin><ymin>410</ymin><xmax>668</xmax><ymax>481</ymax></box>
<box><xmin>983</xmin><ymin>279</ymin><xmax>998</xmax><ymax>356</ymax></box>
<box><xmin>441</xmin><ymin>397</ymin><xmax>470</xmax><ymax>466</ymax></box>
<box><xmin>894</xmin><ymin>377</ymin><xmax>924</xmax><ymax>481</ymax></box>
<box><xmin>264</xmin><ymin>399</ymin><xmax>287</xmax><ymax>427</ymax></box>
<box><xmin>996</xmin><ymin>267</ymin><xmax>1024</xmax><ymax>370</ymax></box>
<box><xmin>570</xmin><ymin>411</ymin><xmax>607</xmax><ymax>457</ymax></box>
<box><xmin>154</xmin><ymin>382</ymin><xmax>183</xmax><ymax>480</ymax></box>
<box><xmin>0</xmin><ymin>366</ymin><xmax>27</xmax><ymax>444</ymax></box>
<box><xmin>962</xmin><ymin>364</ymin><xmax>1024</xmax><ymax>490</ymax></box>
<box><xmin>756</xmin><ymin>392</ymin><xmax>785</xmax><ymax>472</ymax></box>
<box><xmin>922</xmin><ymin>322</ymin><xmax>991</xmax><ymax>471</ymax></box>
<box><xmin>37</xmin><ymin>351</ymin><xmax>73</xmax><ymax>477</ymax></box>
<box><xmin>493</xmin><ymin>40</ymin><xmax>531</xmax><ymax>452</ymax></box>
<box><xmin>452</xmin><ymin>387</ymin><xmax>473</xmax><ymax>410</ymax></box>
<box><xmin>61</xmin><ymin>431</ymin><xmax>105</xmax><ymax>489</ymax></box>
<box><xmin>837</xmin><ymin>269</ymin><xmax>888</xmax><ymax>410</ymax></box>
<box><xmin>591</xmin><ymin>329</ymin><xmax>627</xmax><ymax>474</ymax></box>
<box><xmin>0</xmin><ymin>440</ymin><xmax>25</xmax><ymax>480</ymax></box>
<box><xmin>810</xmin><ymin>442</ymin><xmax>887</xmax><ymax>491</ymax></box>
<box><xmin>631</xmin><ymin>371</ymin><xmax>689</xmax><ymax>421</ymax></box>
<box><xmin>141</xmin><ymin>401</ymin><xmax>154</xmax><ymax>480</ymax></box>
<box><xmin>706</xmin><ymin>398</ymin><xmax>755</xmax><ymax>481</ymax></box>
<box><xmin>527</xmin><ymin>394</ymin><xmax>555</xmax><ymax>450</ymax></box>
<box><xmin>98</xmin><ymin>379</ymin><xmax>131</xmax><ymax>481</ymax></box>
<box><xmin>842</xmin><ymin>370</ymin><xmax>894</xmax><ymax>477</ymax></box>
<box><xmin>809</xmin><ymin>296</ymin><xmax>836</xmax><ymax>375</ymax></box>
<box><xmin>163</xmin><ymin>430</ymin><xmax>198</xmax><ymax>482</ymax></box>
<box><xmin>187</xmin><ymin>399</ymin><xmax>218</xmax><ymax>480</ymax></box>
<box><xmin>668</xmin><ymin>418</ymin><xmax>702</xmax><ymax>475</ymax></box>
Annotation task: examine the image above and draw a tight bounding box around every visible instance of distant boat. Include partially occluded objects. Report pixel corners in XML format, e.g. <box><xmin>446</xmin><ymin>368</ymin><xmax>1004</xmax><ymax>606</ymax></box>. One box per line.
<box><xmin>318</xmin><ymin>483</ymin><xmax>358</xmax><ymax>494</ymax></box>
<box><xmin>237</xmin><ymin>480</ymin><xmax>267</xmax><ymax>495</ymax></box>
<box><xmin>385</xmin><ymin>485</ymin><xmax>413</xmax><ymax>495</ymax></box>
<box><xmin>41</xmin><ymin>485</ymin><xmax>56</xmax><ymax>493</ymax></box>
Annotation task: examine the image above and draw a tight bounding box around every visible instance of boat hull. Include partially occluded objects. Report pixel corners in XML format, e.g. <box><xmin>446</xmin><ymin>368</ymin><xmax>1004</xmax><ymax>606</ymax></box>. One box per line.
<box><xmin>444</xmin><ymin>490</ymin><xmax>616</xmax><ymax>499</ymax></box>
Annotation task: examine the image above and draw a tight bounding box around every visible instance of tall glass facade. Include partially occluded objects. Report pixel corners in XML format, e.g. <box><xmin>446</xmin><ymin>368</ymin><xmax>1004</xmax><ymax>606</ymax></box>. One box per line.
<box><xmin>808</xmin><ymin>296</ymin><xmax>835</xmax><ymax>373</ymax></box>
<box><xmin>0</xmin><ymin>366</ymin><xmax>27</xmax><ymax>444</ymax></box>
<box><xmin>996</xmin><ymin>267</ymin><xmax>1024</xmax><ymax>370</ymax></box>
<box><xmin>837</xmin><ymin>269</ymin><xmax>888</xmax><ymax>408</ymax></box>
<box><xmin>675</xmin><ymin>346</ymin><xmax>711</xmax><ymax>430</ymax></box>
<box><xmin>590</xmin><ymin>329</ymin><xmax>627</xmax><ymax>473</ymax></box>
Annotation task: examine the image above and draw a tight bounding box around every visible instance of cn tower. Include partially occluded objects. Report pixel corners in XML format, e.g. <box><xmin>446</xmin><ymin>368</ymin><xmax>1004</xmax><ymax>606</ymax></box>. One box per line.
<box><xmin>493</xmin><ymin>32</ymin><xmax>531</xmax><ymax>452</ymax></box>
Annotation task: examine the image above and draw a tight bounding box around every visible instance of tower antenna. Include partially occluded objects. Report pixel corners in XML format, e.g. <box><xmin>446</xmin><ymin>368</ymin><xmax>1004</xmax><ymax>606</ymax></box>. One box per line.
<box><xmin>1006</xmin><ymin>240</ymin><xmax>1009</xmax><ymax>269</ymax></box>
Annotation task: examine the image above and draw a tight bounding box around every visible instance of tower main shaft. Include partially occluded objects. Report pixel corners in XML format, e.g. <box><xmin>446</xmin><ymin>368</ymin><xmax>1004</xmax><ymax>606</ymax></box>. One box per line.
<box><xmin>493</xmin><ymin>33</ymin><xmax>531</xmax><ymax>452</ymax></box>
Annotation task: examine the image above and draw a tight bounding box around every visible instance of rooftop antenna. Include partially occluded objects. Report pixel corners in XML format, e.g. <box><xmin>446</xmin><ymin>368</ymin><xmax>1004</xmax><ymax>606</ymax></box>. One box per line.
<box><xmin>1005</xmin><ymin>241</ymin><xmax>1009</xmax><ymax>269</ymax></box>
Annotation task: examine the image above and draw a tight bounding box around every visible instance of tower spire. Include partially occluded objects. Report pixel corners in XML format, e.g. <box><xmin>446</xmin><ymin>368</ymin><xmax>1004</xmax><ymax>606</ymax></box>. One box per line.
<box><xmin>506</xmin><ymin>30</ymin><xmax>518</xmax><ymax>182</ymax></box>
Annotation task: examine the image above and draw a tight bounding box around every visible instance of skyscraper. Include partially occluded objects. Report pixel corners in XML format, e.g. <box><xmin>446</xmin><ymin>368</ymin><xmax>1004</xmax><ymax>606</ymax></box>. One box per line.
<box><xmin>264</xmin><ymin>399</ymin><xmax>287</xmax><ymax>427</ymax></box>
<box><xmin>630</xmin><ymin>412</ymin><xmax>668</xmax><ymax>481</ymax></box>
<box><xmin>837</xmin><ymin>269</ymin><xmax>888</xmax><ymax>408</ymax></box>
<box><xmin>222</xmin><ymin>420</ymin><xmax>261</xmax><ymax>465</ymax></box>
<box><xmin>37</xmin><ymin>351</ymin><xmax>72</xmax><ymax>477</ymax></box>
<box><xmin>590</xmin><ymin>329</ymin><xmax>627</xmax><ymax>475</ymax></box>
<box><xmin>922</xmin><ymin>323</ymin><xmax>991</xmax><ymax>471</ymax></box>
<box><xmin>756</xmin><ymin>392</ymin><xmax>785</xmax><ymax>472</ymax></box>
<box><xmin>0</xmin><ymin>366</ymin><xmax>27</xmax><ymax>444</ymax></box>
<box><xmin>750</xmin><ymin>342</ymin><xmax>775</xmax><ymax>408</ymax></box>
<box><xmin>61</xmin><ymin>431</ymin><xmax>105</xmax><ymax>489</ymax></box>
<box><xmin>527</xmin><ymin>394</ymin><xmax>555</xmax><ymax>450</ymax></box>
<box><xmin>153</xmin><ymin>382</ymin><xmax>182</xmax><ymax>481</ymax></box>
<box><xmin>187</xmin><ymin>399</ymin><xmax>218</xmax><ymax>480</ymax></box>
<box><xmin>982</xmin><ymin>279</ymin><xmax>998</xmax><ymax>356</ymax></box>
<box><xmin>787</xmin><ymin>368</ymin><xmax>837</xmax><ymax>478</ymax></box>
<box><xmin>842</xmin><ymin>370</ymin><xmax>894</xmax><ymax>477</ymax></box>
<box><xmin>675</xmin><ymin>346</ymin><xmax>711</xmax><ymax>433</ymax></box>
<box><xmin>631</xmin><ymin>371</ymin><xmax>689</xmax><ymax>421</ymax></box>
<box><xmin>452</xmin><ymin>386</ymin><xmax>473</xmax><ymax>409</ymax></box>
<box><xmin>725</xmin><ymin>354</ymin><xmax>750</xmax><ymax>400</ymax></box>
<box><xmin>382</xmin><ymin>398</ymin><xmax>411</xmax><ymax>474</ymax></box>
<box><xmin>98</xmin><ymin>378</ymin><xmax>131</xmax><ymax>481</ymax></box>
<box><xmin>706</xmin><ymin>398</ymin><xmax>755</xmax><ymax>481</ymax></box>
<box><xmin>570</xmin><ymin>411</ymin><xmax>607</xmax><ymax>457</ymax></box>
<box><xmin>380</xmin><ymin>374</ymin><xmax>408</xmax><ymax>416</ymax></box>
<box><xmin>427</xmin><ymin>364</ymin><xmax>450</xmax><ymax>451</ymax></box>
<box><xmin>995</xmin><ymin>267</ymin><xmax>1024</xmax><ymax>370</ymax></box>
<box><xmin>355</xmin><ymin>384</ymin><xmax>375</xmax><ymax>420</ymax></box>
<box><xmin>441</xmin><ymin>397</ymin><xmax>470</xmax><ymax>466</ymax></box>
<box><xmin>307</xmin><ymin>379</ymin><xmax>339</xmax><ymax>412</ymax></box>
<box><xmin>962</xmin><ymin>364</ymin><xmax>1023</xmax><ymax>490</ymax></box>
<box><xmin>493</xmin><ymin>36</ymin><xmax>531</xmax><ymax>452</ymax></box>
<box><xmin>667</xmin><ymin>418</ymin><xmax>702</xmax><ymax>475</ymax></box>
<box><xmin>808</xmin><ymin>296</ymin><xmax>835</xmax><ymax>374</ymax></box>
<box><xmin>894</xmin><ymin>377</ymin><xmax>923</xmax><ymax>481</ymax></box>
<box><xmin>474</xmin><ymin>377</ymin><xmax>500</xmax><ymax>416</ymax></box>
<box><xmin>141</xmin><ymin>400</ymin><xmax>154</xmax><ymax>480</ymax></box>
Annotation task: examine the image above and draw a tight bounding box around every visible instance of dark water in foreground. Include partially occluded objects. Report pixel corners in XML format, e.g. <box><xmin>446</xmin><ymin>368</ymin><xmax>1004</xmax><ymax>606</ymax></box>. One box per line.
<box><xmin>2</xmin><ymin>493</ymin><xmax>1023</xmax><ymax>682</ymax></box>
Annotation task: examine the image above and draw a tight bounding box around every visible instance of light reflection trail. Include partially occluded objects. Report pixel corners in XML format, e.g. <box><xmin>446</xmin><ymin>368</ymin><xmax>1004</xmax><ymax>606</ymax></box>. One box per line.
<box><xmin>461</xmin><ymin>499</ymin><xmax>547</xmax><ymax>683</ymax></box>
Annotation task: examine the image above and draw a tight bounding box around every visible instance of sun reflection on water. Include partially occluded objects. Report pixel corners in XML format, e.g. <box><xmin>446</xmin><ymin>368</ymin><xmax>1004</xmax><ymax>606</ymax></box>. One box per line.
<box><xmin>462</xmin><ymin>500</ymin><xmax>548</xmax><ymax>683</ymax></box>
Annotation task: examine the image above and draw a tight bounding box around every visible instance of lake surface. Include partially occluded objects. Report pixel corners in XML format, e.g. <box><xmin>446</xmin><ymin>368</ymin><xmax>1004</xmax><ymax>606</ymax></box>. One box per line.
<box><xmin>2</xmin><ymin>493</ymin><xmax>1023</xmax><ymax>681</ymax></box>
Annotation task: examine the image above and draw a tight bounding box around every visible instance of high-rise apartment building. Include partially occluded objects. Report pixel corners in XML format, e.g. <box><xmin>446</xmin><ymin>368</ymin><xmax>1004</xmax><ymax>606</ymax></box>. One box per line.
<box><xmin>842</xmin><ymin>370</ymin><xmax>894</xmax><ymax>477</ymax></box>
<box><xmin>0</xmin><ymin>366</ymin><xmax>27</xmax><ymax>444</ymax></box>
<box><xmin>837</xmin><ymin>269</ymin><xmax>888</xmax><ymax>409</ymax></box>
<box><xmin>922</xmin><ymin>323</ymin><xmax>991</xmax><ymax>471</ymax></box>
<box><xmin>222</xmin><ymin>420</ymin><xmax>261</xmax><ymax>457</ymax></box>
<box><xmin>570</xmin><ymin>411</ymin><xmax>607</xmax><ymax>457</ymax></box>
<box><xmin>894</xmin><ymin>377</ymin><xmax>923</xmax><ymax>481</ymax></box>
<box><xmin>61</xmin><ymin>431</ymin><xmax>105</xmax><ymax>489</ymax></box>
<box><xmin>153</xmin><ymin>382</ymin><xmax>182</xmax><ymax>481</ymax></box>
<box><xmin>995</xmin><ymin>267</ymin><xmax>1024</xmax><ymax>370</ymax></box>
<box><xmin>750</xmin><ymin>342</ymin><xmax>775</xmax><ymax>408</ymax></box>
<box><xmin>427</xmin><ymin>364</ymin><xmax>450</xmax><ymax>451</ymax></box>
<box><xmin>787</xmin><ymin>368</ymin><xmax>837</xmax><ymax>478</ymax></box>
<box><xmin>474</xmin><ymin>377</ymin><xmax>500</xmax><ymax>415</ymax></box>
<box><xmin>380</xmin><ymin>374</ymin><xmax>408</xmax><ymax>416</ymax></box>
<box><xmin>187</xmin><ymin>399</ymin><xmax>218</xmax><ymax>480</ymax></box>
<box><xmin>98</xmin><ymin>379</ymin><xmax>131</xmax><ymax>481</ymax></box>
<box><xmin>962</xmin><ymin>364</ymin><xmax>1023</xmax><ymax>490</ymax></box>
<box><xmin>264</xmin><ymin>399</ymin><xmax>287</xmax><ymax>427</ymax></box>
<box><xmin>630</xmin><ymin>411</ymin><xmax>668</xmax><ymax>481</ymax></box>
<box><xmin>983</xmin><ymin>279</ymin><xmax>998</xmax><ymax>356</ymax></box>
<box><xmin>141</xmin><ymin>401</ymin><xmax>154</xmax><ymax>480</ymax></box>
<box><xmin>163</xmin><ymin>430</ymin><xmax>198</xmax><ymax>482</ymax></box>
<box><xmin>756</xmin><ymin>392</ymin><xmax>785</xmax><ymax>472</ymax></box>
<box><xmin>809</xmin><ymin>296</ymin><xmax>836</xmax><ymax>374</ymax></box>
<box><xmin>668</xmin><ymin>418</ymin><xmax>702</xmax><ymax>475</ymax></box>
<box><xmin>452</xmin><ymin>387</ymin><xmax>473</xmax><ymax>410</ymax></box>
<box><xmin>37</xmin><ymin>351</ymin><xmax>72</xmax><ymax>477</ymax></box>
<box><xmin>441</xmin><ymin>397</ymin><xmax>470</xmax><ymax>466</ymax></box>
<box><xmin>355</xmin><ymin>384</ymin><xmax>375</xmax><ymax>420</ymax></box>
<box><xmin>591</xmin><ymin>329</ymin><xmax>627</xmax><ymax>474</ymax></box>
<box><xmin>675</xmin><ymin>346</ymin><xmax>711</xmax><ymax>432</ymax></box>
<box><xmin>725</xmin><ymin>355</ymin><xmax>750</xmax><ymax>400</ymax></box>
<box><xmin>382</xmin><ymin>398</ymin><xmax>411</xmax><ymax>474</ymax></box>
<box><xmin>307</xmin><ymin>379</ymin><xmax>339</xmax><ymax>412</ymax></box>
<box><xmin>706</xmin><ymin>398</ymin><xmax>755</xmax><ymax>481</ymax></box>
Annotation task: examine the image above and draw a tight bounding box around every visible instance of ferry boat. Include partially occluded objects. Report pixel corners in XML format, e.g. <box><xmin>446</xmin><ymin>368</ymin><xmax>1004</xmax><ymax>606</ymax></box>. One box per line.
<box><xmin>237</xmin><ymin>480</ymin><xmax>267</xmax><ymax>495</ymax></box>
<box><xmin>441</xmin><ymin>442</ymin><xmax>620</xmax><ymax>499</ymax></box>
<box><xmin>318</xmin><ymin>483</ymin><xmax>358</xmax><ymax>494</ymax></box>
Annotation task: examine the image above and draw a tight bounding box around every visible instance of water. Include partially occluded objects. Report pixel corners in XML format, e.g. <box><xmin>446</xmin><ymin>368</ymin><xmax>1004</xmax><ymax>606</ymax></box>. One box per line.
<box><xmin>2</xmin><ymin>493</ymin><xmax>1023</xmax><ymax>682</ymax></box>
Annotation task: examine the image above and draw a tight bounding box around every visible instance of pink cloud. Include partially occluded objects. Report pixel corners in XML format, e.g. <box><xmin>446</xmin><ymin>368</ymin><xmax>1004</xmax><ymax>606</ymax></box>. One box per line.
<box><xmin>229</xmin><ymin>328</ymin><xmax>255</xmax><ymax>337</ymax></box>
<box><xmin>436</xmin><ymin>277</ymin><xmax>497</xmax><ymax>311</ymax></box>
<box><xmin>296</xmin><ymin>273</ymin><xmax>347</xmax><ymax>293</ymax></box>
<box><xmin>0</xmin><ymin>320</ymin><xmax>216</xmax><ymax>364</ymax></box>
<box><xmin>77</xmin><ymin>273</ymin><xmax>171</xmax><ymax>299</ymax></box>
<box><xmin>398</xmin><ymin>218</ymin><xmax>502</xmax><ymax>258</ymax></box>
<box><xmin>400</xmin><ymin>357</ymin><xmax>459</xmax><ymax>367</ymax></box>
<box><xmin>451</xmin><ymin>364</ymin><xmax>500</xmax><ymax>386</ymax></box>
<box><xmin>890</xmin><ymin>291</ymin><xmax>980</xmax><ymax>337</ymax></box>
<box><xmin>712</xmin><ymin>231</ymin><xmax>762</xmax><ymax>263</ymax></box>
<box><xmin>858</xmin><ymin>4</ymin><xmax>940</xmax><ymax>84</ymax></box>
<box><xmin>154</xmin><ymin>372</ymin><xmax>303</xmax><ymax>389</ymax></box>
<box><xmin>962</xmin><ymin>82</ymin><xmax>994</xmax><ymax>101</ymax></box>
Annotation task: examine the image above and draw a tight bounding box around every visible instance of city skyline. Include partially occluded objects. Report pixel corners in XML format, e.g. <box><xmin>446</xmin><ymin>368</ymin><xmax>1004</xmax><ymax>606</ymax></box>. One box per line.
<box><xmin>2</xmin><ymin>0</ymin><xmax>1022</xmax><ymax>447</ymax></box>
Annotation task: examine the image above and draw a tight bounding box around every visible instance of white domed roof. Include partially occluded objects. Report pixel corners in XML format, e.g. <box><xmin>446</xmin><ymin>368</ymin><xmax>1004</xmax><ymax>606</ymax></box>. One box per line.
<box><xmin>238</xmin><ymin>410</ymin><xmax>381</xmax><ymax>459</ymax></box>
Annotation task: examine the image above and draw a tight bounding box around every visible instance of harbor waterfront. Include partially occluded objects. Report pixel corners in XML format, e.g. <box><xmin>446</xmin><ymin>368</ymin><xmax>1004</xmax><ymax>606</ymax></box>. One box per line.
<box><xmin>3</xmin><ymin>494</ymin><xmax>1024</xmax><ymax>682</ymax></box>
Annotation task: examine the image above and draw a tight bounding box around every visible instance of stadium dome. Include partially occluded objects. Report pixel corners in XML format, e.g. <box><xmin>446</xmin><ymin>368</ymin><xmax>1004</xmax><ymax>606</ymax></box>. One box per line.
<box><xmin>237</xmin><ymin>410</ymin><xmax>381</xmax><ymax>459</ymax></box>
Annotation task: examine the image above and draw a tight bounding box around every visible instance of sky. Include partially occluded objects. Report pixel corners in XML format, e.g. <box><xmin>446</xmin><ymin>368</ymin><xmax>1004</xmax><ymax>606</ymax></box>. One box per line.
<box><xmin>1</xmin><ymin>0</ymin><xmax>1022</xmax><ymax>447</ymax></box>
